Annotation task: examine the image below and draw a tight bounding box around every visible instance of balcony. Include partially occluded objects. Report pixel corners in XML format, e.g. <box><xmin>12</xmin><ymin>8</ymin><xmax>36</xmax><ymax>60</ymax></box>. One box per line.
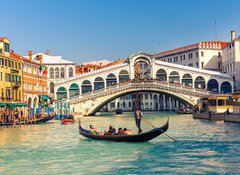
<box><xmin>12</xmin><ymin>81</ymin><xmax>21</xmax><ymax>87</ymax></box>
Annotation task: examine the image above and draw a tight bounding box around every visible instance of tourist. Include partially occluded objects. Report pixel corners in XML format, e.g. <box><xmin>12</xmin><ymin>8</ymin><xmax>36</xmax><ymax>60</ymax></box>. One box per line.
<box><xmin>117</xmin><ymin>128</ymin><xmax>124</xmax><ymax>135</ymax></box>
<box><xmin>134</xmin><ymin>107</ymin><xmax>143</xmax><ymax>133</ymax></box>
<box><xmin>124</xmin><ymin>128</ymin><xmax>132</xmax><ymax>135</ymax></box>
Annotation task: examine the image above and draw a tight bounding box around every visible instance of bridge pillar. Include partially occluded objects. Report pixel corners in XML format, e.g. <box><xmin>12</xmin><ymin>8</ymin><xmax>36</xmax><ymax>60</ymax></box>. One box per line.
<box><xmin>151</xmin><ymin>58</ymin><xmax>156</xmax><ymax>79</ymax></box>
<box><xmin>129</xmin><ymin>60</ymin><xmax>135</xmax><ymax>80</ymax></box>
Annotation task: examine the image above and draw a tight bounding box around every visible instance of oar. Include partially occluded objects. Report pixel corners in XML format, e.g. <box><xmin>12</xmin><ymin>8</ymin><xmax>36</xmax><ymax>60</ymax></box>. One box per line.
<box><xmin>142</xmin><ymin>119</ymin><xmax>176</xmax><ymax>141</ymax></box>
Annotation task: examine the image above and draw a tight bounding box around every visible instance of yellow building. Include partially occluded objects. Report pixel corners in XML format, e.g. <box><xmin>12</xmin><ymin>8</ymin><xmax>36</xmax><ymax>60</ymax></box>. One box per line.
<box><xmin>0</xmin><ymin>37</ymin><xmax>23</xmax><ymax>104</ymax></box>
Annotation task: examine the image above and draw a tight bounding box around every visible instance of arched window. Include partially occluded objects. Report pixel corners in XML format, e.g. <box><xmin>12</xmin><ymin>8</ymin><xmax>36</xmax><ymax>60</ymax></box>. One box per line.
<box><xmin>156</xmin><ymin>69</ymin><xmax>167</xmax><ymax>81</ymax></box>
<box><xmin>118</xmin><ymin>70</ymin><xmax>129</xmax><ymax>83</ymax></box>
<box><xmin>60</xmin><ymin>68</ymin><xmax>65</xmax><ymax>78</ymax></box>
<box><xmin>169</xmin><ymin>71</ymin><xmax>180</xmax><ymax>83</ymax></box>
<box><xmin>207</xmin><ymin>79</ymin><xmax>219</xmax><ymax>92</ymax></box>
<box><xmin>55</xmin><ymin>68</ymin><xmax>59</xmax><ymax>78</ymax></box>
<box><xmin>69</xmin><ymin>67</ymin><xmax>73</xmax><ymax>77</ymax></box>
<box><xmin>106</xmin><ymin>73</ymin><xmax>117</xmax><ymax>87</ymax></box>
<box><xmin>50</xmin><ymin>82</ymin><xmax>54</xmax><ymax>93</ymax></box>
<box><xmin>69</xmin><ymin>83</ymin><xmax>80</xmax><ymax>97</ymax></box>
<box><xmin>94</xmin><ymin>77</ymin><xmax>104</xmax><ymax>90</ymax></box>
<box><xmin>81</xmin><ymin>80</ymin><xmax>92</xmax><ymax>94</ymax></box>
<box><xmin>182</xmin><ymin>74</ymin><xmax>193</xmax><ymax>87</ymax></box>
<box><xmin>56</xmin><ymin>87</ymin><xmax>67</xmax><ymax>100</ymax></box>
<box><xmin>50</xmin><ymin>68</ymin><xmax>54</xmax><ymax>78</ymax></box>
<box><xmin>194</xmin><ymin>76</ymin><xmax>205</xmax><ymax>89</ymax></box>
<box><xmin>220</xmin><ymin>82</ymin><xmax>232</xmax><ymax>94</ymax></box>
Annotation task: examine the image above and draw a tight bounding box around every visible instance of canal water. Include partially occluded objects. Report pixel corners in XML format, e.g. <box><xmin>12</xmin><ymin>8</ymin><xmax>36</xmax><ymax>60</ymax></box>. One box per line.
<box><xmin>0</xmin><ymin>112</ymin><xmax>239</xmax><ymax>175</ymax></box>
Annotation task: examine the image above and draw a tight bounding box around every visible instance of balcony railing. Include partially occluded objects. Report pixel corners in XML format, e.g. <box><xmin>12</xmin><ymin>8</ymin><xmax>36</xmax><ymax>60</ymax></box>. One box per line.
<box><xmin>12</xmin><ymin>81</ymin><xmax>21</xmax><ymax>87</ymax></box>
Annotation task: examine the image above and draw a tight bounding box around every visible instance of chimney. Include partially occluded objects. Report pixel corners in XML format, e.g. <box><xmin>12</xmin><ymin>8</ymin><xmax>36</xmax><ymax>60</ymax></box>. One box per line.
<box><xmin>231</xmin><ymin>31</ymin><xmax>236</xmax><ymax>41</ymax></box>
<box><xmin>28</xmin><ymin>50</ymin><xmax>33</xmax><ymax>61</ymax></box>
<box><xmin>39</xmin><ymin>54</ymin><xmax>43</xmax><ymax>65</ymax></box>
<box><xmin>46</xmin><ymin>50</ymin><xmax>50</xmax><ymax>55</ymax></box>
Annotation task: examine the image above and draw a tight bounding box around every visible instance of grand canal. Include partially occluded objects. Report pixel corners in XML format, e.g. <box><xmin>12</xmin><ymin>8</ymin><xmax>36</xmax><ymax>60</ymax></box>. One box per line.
<box><xmin>0</xmin><ymin>112</ymin><xmax>239</xmax><ymax>175</ymax></box>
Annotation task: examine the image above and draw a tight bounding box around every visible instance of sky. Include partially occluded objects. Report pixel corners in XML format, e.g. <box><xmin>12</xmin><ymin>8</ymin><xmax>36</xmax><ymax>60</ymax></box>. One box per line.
<box><xmin>1</xmin><ymin>0</ymin><xmax>240</xmax><ymax>64</ymax></box>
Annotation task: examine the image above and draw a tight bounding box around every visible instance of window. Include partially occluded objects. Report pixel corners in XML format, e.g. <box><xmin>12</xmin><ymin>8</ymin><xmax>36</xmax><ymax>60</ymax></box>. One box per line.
<box><xmin>201</xmin><ymin>62</ymin><xmax>204</xmax><ymax>69</ymax></box>
<box><xmin>218</xmin><ymin>52</ymin><xmax>221</xmax><ymax>58</ymax></box>
<box><xmin>0</xmin><ymin>58</ymin><xmax>4</xmax><ymax>66</ymax></box>
<box><xmin>69</xmin><ymin>67</ymin><xmax>73</xmax><ymax>77</ymax></box>
<box><xmin>50</xmin><ymin>68</ymin><xmax>54</xmax><ymax>78</ymax></box>
<box><xmin>60</xmin><ymin>68</ymin><xmax>65</xmax><ymax>78</ymax></box>
<box><xmin>218</xmin><ymin>99</ymin><xmax>225</xmax><ymax>106</ymax></box>
<box><xmin>55</xmin><ymin>68</ymin><xmax>59</xmax><ymax>78</ymax></box>
<box><xmin>145</xmin><ymin>94</ymin><xmax>148</xmax><ymax>100</ymax></box>
<box><xmin>196</xmin><ymin>52</ymin><xmax>198</xmax><ymax>58</ymax></box>
<box><xmin>129</xmin><ymin>102</ymin><xmax>131</xmax><ymax>107</ymax></box>
<box><xmin>208</xmin><ymin>99</ymin><xmax>216</xmax><ymax>106</ymax></box>
<box><xmin>196</xmin><ymin>62</ymin><xmax>199</xmax><ymax>68</ymax></box>
<box><xmin>6</xmin><ymin>89</ymin><xmax>11</xmax><ymax>99</ymax></box>
<box><xmin>18</xmin><ymin>63</ymin><xmax>21</xmax><ymax>70</ymax></box>
<box><xmin>201</xmin><ymin>51</ymin><xmax>204</xmax><ymax>57</ymax></box>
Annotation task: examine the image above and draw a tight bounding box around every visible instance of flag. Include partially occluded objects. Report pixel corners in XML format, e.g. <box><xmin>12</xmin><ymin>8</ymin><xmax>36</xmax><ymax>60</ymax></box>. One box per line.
<box><xmin>43</xmin><ymin>67</ymin><xmax>47</xmax><ymax>75</ymax></box>
<box><xmin>39</xmin><ymin>65</ymin><xmax>42</xmax><ymax>73</ymax></box>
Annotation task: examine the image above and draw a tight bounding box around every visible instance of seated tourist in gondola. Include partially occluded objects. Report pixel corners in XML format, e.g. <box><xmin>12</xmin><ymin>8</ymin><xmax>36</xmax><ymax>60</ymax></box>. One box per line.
<box><xmin>106</xmin><ymin>125</ymin><xmax>116</xmax><ymax>135</ymax></box>
<box><xmin>117</xmin><ymin>128</ymin><xmax>125</xmax><ymax>135</ymax></box>
<box><xmin>123</xmin><ymin>128</ymin><xmax>132</xmax><ymax>135</ymax></box>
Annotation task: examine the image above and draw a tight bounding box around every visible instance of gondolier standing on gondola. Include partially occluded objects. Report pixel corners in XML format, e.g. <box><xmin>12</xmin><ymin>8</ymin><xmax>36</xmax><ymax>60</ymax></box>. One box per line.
<box><xmin>134</xmin><ymin>107</ymin><xmax>143</xmax><ymax>133</ymax></box>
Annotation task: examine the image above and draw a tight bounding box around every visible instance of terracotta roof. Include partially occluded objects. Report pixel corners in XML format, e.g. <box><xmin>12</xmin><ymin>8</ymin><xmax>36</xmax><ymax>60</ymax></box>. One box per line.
<box><xmin>75</xmin><ymin>64</ymin><xmax>101</xmax><ymax>74</ymax></box>
<box><xmin>101</xmin><ymin>59</ymin><xmax>126</xmax><ymax>68</ymax></box>
<box><xmin>10</xmin><ymin>51</ymin><xmax>41</xmax><ymax>65</ymax></box>
<box><xmin>0</xmin><ymin>37</ymin><xmax>9</xmax><ymax>41</ymax></box>
<box><xmin>155</xmin><ymin>41</ymin><xmax>229</xmax><ymax>57</ymax></box>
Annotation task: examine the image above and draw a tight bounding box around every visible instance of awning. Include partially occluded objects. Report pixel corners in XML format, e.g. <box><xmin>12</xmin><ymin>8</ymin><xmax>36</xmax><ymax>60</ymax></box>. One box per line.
<box><xmin>0</xmin><ymin>102</ymin><xmax>7</xmax><ymax>107</ymax></box>
<box><xmin>7</xmin><ymin>103</ymin><xmax>17</xmax><ymax>107</ymax></box>
<box><xmin>16</xmin><ymin>103</ymin><xmax>28</xmax><ymax>107</ymax></box>
<box><xmin>39</xmin><ymin>95</ymin><xmax>52</xmax><ymax>101</ymax></box>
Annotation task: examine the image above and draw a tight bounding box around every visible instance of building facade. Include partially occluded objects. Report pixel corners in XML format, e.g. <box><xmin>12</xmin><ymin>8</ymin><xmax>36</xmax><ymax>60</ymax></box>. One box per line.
<box><xmin>25</xmin><ymin>51</ymin><xmax>76</xmax><ymax>98</ymax></box>
<box><xmin>0</xmin><ymin>37</ymin><xmax>23</xmax><ymax>103</ymax></box>
<box><xmin>155</xmin><ymin>41</ymin><xmax>229</xmax><ymax>71</ymax></box>
<box><xmin>222</xmin><ymin>31</ymin><xmax>240</xmax><ymax>91</ymax></box>
<box><xmin>11</xmin><ymin>51</ymin><xmax>48</xmax><ymax>114</ymax></box>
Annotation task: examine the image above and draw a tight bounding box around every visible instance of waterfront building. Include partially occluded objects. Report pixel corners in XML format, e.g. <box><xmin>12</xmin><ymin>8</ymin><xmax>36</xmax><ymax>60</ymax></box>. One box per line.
<box><xmin>11</xmin><ymin>51</ymin><xmax>48</xmax><ymax>115</ymax></box>
<box><xmin>25</xmin><ymin>51</ymin><xmax>76</xmax><ymax>98</ymax></box>
<box><xmin>222</xmin><ymin>31</ymin><xmax>240</xmax><ymax>91</ymax></box>
<box><xmin>155</xmin><ymin>41</ymin><xmax>229</xmax><ymax>71</ymax></box>
<box><xmin>0</xmin><ymin>37</ymin><xmax>23</xmax><ymax>103</ymax></box>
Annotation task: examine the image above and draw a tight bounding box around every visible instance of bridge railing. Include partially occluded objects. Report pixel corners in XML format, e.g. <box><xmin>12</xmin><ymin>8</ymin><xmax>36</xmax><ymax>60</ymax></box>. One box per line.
<box><xmin>67</xmin><ymin>79</ymin><xmax>210</xmax><ymax>103</ymax></box>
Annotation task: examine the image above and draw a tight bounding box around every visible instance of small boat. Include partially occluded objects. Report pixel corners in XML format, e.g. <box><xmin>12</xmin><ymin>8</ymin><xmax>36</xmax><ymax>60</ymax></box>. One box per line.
<box><xmin>61</xmin><ymin>118</ymin><xmax>75</xmax><ymax>124</ymax></box>
<box><xmin>0</xmin><ymin>114</ymin><xmax>54</xmax><ymax>126</ymax></box>
<box><xmin>79</xmin><ymin>118</ymin><xmax>169</xmax><ymax>142</ymax></box>
<box><xmin>177</xmin><ymin>107</ymin><xmax>193</xmax><ymax>114</ymax></box>
<box><xmin>115</xmin><ymin>108</ymin><xmax>123</xmax><ymax>114</ymax></box>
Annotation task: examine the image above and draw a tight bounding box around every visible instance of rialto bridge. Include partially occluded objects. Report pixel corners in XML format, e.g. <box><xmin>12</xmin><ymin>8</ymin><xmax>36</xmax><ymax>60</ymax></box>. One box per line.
<box><xmin>54</xmin><ymin>52</ymin><xmax>233</xmax><ymax>115</ymax></box>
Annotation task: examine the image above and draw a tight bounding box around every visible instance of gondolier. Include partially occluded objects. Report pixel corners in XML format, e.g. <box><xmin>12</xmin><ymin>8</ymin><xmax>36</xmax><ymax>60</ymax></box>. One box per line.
<box><xmin>134</xmin><ymin>107</ymin><xmax>143</xmax><ymax>134</ymax></box>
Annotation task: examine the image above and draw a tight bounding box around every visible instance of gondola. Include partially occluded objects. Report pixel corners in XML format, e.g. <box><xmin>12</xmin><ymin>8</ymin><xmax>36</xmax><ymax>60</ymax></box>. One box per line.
<box><xmin>79</xmin><ymin>118</ymin><xmax>169</xmax><ymax>142</ymax></box>
<box><xmin>0</xmin><ymin>113</ymin><xmax>54</xmax><ymax>126</ymax></box>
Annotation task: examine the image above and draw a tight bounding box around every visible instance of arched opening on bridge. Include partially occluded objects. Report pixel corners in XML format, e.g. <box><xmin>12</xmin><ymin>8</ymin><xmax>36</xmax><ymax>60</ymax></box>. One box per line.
<box><xmin>55</xmin><ymin>67</ymin><xmax>59</xmax><ymax>78</ymax></box>
<box><xmin>156</xmin><ymin>69</ymin><xmax>167</xmax><ymax>81</ymax></box>
<box><xmin>81</xmin><ymin>80</ymin><xmax>92</xmax><ymax>94</ymax></box>
<box><xmin>194</xmin><ymin>76</ymin><xmax>205</xmax><ymax>89</ymax></box>
<box><xmin>220</xmin><ymin>81</ymin><xmax>232</xmax><ymax>94</ymax></box>
<box><xmin>119</xmin><ymin>70</ymin><xmax>129</xmax><ymax>83</ymax></box>
<box><xmin>69</xmin><ymin>83</ymin><xmax>80</xmax><ymax>97</ymax></box>
<box><xmin>94</xmin><ymin>77</ymin><xmax>105</xmax><ymax>90</ymax></box>
<box><xmin>50</xmin><ymin>68</ymin><xmax>54</xmax><ymax>78</ymax></box>
<box><xmin>50</xmin><ymin>82</ymin><xmax>54</xmax><ymax>93</ymax></box>
<box><xmin>182</xmin><ymin>73</ymin><xmax>193</xmax><ymax>87</ymax></box>
<box><xmin>207</xmin><ymin>79</ymin><xmax>219</xmax><ymax>92</ymax></box>
<box><xmin>106</xmin><ymin>73</ymin><xmax>117</xmax><ymax>87</ymax></box>
<box><xmin>134</xmin><ymin>57</ymin><xmax>151</xmax><ymax>79</ymax></box>
<box><xmin>57</xmin><ymin>87</ymin><xmax>68</xmax><ymax>100</ymax></box>
<box><xmin>169</xmin><ymin>71</ymin><xmax>180</xmax><ymax>84</ymax></box>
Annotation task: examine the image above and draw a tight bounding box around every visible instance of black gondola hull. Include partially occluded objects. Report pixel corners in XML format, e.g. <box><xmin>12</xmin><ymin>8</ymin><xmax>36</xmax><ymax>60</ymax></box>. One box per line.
<box><xmin>79</xmin><ymin>119</ymin><xmax>169</xmax><ymax>142</ymax></box>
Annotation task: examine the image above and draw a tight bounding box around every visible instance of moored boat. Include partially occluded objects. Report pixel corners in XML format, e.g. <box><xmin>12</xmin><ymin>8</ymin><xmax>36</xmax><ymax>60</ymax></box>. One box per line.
<box><xmin>61</xmin><ymin>118</ymin><xmax>75</xmax><ymax>123</ymax></box>
<box><xmin>79</xmin><ymin>118</ymin><xmax>169</xmax><ymax>142</ymax></box>
<box><xmin>177</xmin><ymin>107</ymin><xmax>193</xmax><ymax>114</ymax></box>
<box><xmin>0</xmin><ymin>113</ymin><xmax>54</xmax><ymax>126</ymax></box>
<box><xmin>115</xmin><ymin>108</ymin><xmax>123</xmax><ymax>114</ymax></box>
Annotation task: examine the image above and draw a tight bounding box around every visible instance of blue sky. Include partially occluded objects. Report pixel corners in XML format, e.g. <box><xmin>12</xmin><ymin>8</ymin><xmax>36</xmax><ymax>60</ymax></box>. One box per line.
<box><xmin>1</xmin><ymin>0</ymin><xmax>240</xmax><ymax>64</ymax></box>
